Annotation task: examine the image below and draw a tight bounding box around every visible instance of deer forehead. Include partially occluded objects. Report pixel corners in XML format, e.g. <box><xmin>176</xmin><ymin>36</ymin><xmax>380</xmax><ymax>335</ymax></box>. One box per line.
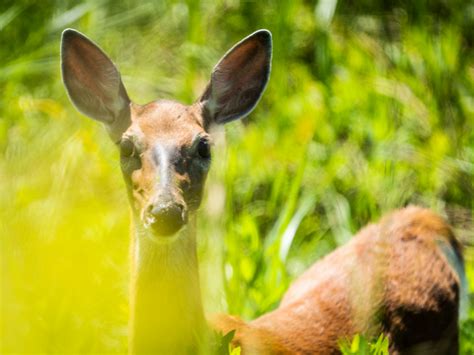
<box><xmin>127</xmin><ymin>100</ymin><xmax>205</xmax><ymax>147</ymax></box>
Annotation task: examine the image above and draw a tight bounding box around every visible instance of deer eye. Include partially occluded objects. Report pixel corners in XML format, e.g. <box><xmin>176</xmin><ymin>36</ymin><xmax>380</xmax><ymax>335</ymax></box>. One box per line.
<box><xmin>120</xmin><ymin>139</ymin><xmax>136</xmax><ymax>157</ymax></box>
<box><xmin>197</xmin><ymin>139</ymin><xmax>211</xmax><ymax>159</ymax></box>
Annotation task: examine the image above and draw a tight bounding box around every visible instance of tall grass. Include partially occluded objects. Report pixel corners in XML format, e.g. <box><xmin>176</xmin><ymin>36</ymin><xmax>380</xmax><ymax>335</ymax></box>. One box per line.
<box><xmin>1</xmin><ymin>0</ymin><xmax>473</xmax><ymax>353</ymax></box>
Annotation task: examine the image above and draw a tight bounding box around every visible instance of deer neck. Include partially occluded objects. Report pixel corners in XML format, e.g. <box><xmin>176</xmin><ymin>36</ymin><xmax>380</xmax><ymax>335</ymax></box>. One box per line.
<box><xmin>129</xmin><ymin>215</ymin><xmax>206</xmax><ymax>354</ymax></box>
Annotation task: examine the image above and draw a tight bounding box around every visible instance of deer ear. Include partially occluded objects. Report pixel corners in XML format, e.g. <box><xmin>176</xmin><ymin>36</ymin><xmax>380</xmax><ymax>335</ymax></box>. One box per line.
<box><xmin>61</xmin><ymin>29</ymin><xmax>131</xmax><ymax>142</ymax></box>
<box><xmin>199</xmin><ymin>29</ymin><xmax>272</xmax><ymax>125</ymax></box>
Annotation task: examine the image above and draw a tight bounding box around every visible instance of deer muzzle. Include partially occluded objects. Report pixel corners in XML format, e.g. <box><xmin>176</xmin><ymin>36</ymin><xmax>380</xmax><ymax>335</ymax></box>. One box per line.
<box><xmin>143</xmin><ymin>199</ymin><xmax>187</xmax><ymax>236</ymax></box>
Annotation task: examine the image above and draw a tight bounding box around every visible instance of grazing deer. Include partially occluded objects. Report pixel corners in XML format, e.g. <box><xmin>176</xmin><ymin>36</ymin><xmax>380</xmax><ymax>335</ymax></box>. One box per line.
<box><xmin>61</xmin><ymin>29</ymin><xmax>466</xmax><ymax>354</ymax></box>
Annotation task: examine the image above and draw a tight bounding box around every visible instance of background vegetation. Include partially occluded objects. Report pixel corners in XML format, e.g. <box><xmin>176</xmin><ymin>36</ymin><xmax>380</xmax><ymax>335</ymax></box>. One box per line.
<box><xmin>1</xmin><ymin>0</ymin><xmax>473</xmax><ymax>353</ymax></box>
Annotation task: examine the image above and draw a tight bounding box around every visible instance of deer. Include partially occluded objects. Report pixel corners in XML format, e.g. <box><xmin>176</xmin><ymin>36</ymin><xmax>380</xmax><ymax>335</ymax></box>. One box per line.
<box><xmin>61</xmin><ymin>28</ymin><xmax>466</xmax><ymax>354</ymax></box>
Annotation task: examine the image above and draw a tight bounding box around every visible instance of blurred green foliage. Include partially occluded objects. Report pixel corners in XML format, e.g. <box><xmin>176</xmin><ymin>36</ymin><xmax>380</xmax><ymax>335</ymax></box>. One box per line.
<box><xmin>1</xmin><ymin>0</ymin><xmax>473</xmax><ymax>353</ymax></box>
<box><xmin>339</xmin><ymin>334</ymin><xmax>389</xmax><ymax>355</ymax></box>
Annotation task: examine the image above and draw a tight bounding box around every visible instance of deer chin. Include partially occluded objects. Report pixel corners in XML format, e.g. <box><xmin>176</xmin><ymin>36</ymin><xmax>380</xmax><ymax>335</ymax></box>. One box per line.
<box><xmin>143</xmin><ymin>215</ymin><xmax>184</xmax><ymax>236</ymax></box>
<box><xmin>139</xmin><ymin>220</ymin><xmax>188</xmax><ymax>245</ymax></box>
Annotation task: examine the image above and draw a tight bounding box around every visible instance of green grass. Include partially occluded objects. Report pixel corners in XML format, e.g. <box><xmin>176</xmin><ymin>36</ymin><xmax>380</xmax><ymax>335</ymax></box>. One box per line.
<box><xmin>1</xmin><ymin>0</ymin><xmax>473</xmax><ymax>353</ymax></box>
<box><xmin>339</xmin><ymin>334</ymin><xmax>389</xmax><ymax>355</ymax></box>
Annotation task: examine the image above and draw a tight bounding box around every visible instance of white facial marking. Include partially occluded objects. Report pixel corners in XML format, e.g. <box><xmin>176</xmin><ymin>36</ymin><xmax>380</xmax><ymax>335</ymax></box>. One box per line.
<box><xmin>155</xmin><ymin>144</ymin><xmax>170</xmax><ymax>187</ymax></box>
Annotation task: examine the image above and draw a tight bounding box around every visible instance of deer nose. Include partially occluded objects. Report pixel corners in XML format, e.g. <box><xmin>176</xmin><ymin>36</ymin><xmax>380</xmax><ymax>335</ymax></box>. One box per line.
<box><xmin>145</xmin><ymin>202</ymin><xmax>187</xmax><ymax>236</ymax></box>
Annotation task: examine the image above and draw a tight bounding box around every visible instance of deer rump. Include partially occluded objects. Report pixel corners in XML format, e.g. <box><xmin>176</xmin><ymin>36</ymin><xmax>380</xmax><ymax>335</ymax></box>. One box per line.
<box><xmin>212</xmin><ymin>206</ymin><xmax>464</xmax><ymax>354</ymax></box>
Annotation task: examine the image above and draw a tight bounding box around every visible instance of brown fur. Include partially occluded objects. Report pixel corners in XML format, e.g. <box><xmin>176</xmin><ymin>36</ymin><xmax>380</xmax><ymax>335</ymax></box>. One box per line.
<box><xmin>211</xmin><ymin>207</ymin><xmax>461</xmax><ymax>354</ymax></box>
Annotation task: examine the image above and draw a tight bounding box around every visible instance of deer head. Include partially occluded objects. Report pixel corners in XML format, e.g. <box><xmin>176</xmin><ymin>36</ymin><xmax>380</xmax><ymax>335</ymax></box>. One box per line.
<box><xmin>61</xmin><ymin>29</ymin><xmax>272</xmax><ymax>239</ymax></box>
